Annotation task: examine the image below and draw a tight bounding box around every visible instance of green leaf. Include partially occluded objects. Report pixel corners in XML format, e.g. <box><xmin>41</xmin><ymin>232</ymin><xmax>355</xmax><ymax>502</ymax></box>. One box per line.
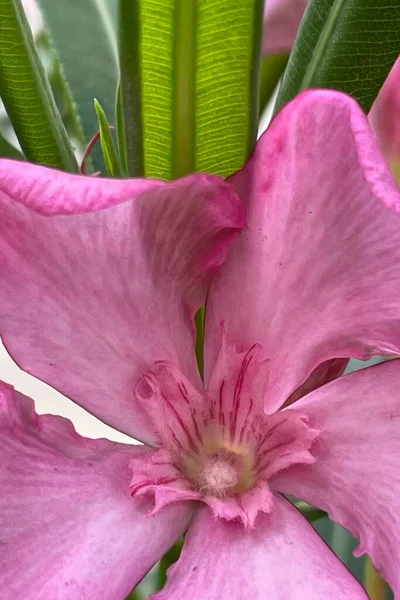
<box><xmin>136</xmin><ymin>0</ymin><xmax>264</xmax><ymax>180</ymax></box>
<box><xmin>259</xmin><ymin>53</ymin><xmax>289</xmax><ymax>117</ymax></box>
<box><xmin>295</xmin><ymin>501</ymin><xmax>327</xmax><ymax>522</ymax></box>
<box><xmin>0</xmin><ymin>0</ymin><xmax>78</xmax><ymax>171</ymax></box>
<box><xmin>94</xmin><ymin>98</ymin><xmax>123</xmax><ymax>176</ymax></box>
<box><xmin>156</xmin><ymin>539</ymin><xmax>183</xmax><ymax>592</ymax></box>
<box><xmin>275</xmin><ymin>0</ymin><xmax>400</xmax><ymax>115</ymax></box>
<box><xmin>314</xmin><ymin>519</ymin><xmax>368</xmax><ymax>586</ymax></box>
<box><xmin>125</xmin><ymin>590</ymin><xmax>145</xmax><ymax>600</ymax></box>
<box><xmin>115</xmin><ymin>79</ymin><xmax>129</xmax><ymax>174</ymax></box>
<box><xmin>118</xmin><ymin>0</ymin><xmax>144</xmax><ymax>176</ymax></box>
<box><xmin>0</xmin><ymin>131</ymin><xmax>24</xmax><ymax>160</ymax></box>
<box><xmin>364</xmin><ymin>556</ymin><xmax>391</xmax><ymax>600</ymax></box>
<box><xmin>330</xmin><ymin>522</ymin><xmax>356</xmax><ymax>563</ymax></box>
<box><xmin>39</xmin><ymin>0</ymin><xmax>119</xmax><ymax>170</ymax></box>
<box><xmin>170</xmin><ymin>0</ymin><xmax>197</xmax><ymax>178</ymax></box>
<box><xmin>194</xmin><ymin>307</ymin><xmax>205</xmax><ymax>378</ymax></box>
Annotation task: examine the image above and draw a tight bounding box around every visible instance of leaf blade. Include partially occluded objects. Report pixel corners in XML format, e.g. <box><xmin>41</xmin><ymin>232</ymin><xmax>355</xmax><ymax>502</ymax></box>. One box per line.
<box><xmin>115</xmin><ymin>79</ymin><xmax>129</xmax><ymax>174</ymax></box>
<box><xmin>94</xmin><ymin>98</ymin><xmax>123</xmax><ymax>177</ymax></box>
<box><xmin>118</xmin><ymin>0</ymin><xmax>144</xmax><ymax>176</ymax></box>
<box><xmin>194</xmin><ymin>0</ymin><xmax>264</xmax><ymax>176</ymax></box>
<box><xmin>275</xmin><ymin>0</ymin><xmax>400</xmax><ymax>115</ymax></box>
<box><xmin>171</xmin><ymin>0</ymin><xmax>196</xmax><ymax>178</ymax></box>
<box><xmin>39</xmin><ymin>0</ymin><xmax>119</xmax><ymax>170</ymax></box>
<box><xmin>0</xmin><ymin>0</ymin><xmax>78</xmax><ymax>170</ymax></box>
<box><xmin>138</xmin><ymin>0</ymin><xmax>264</xmax><ymax>179</ymax></box>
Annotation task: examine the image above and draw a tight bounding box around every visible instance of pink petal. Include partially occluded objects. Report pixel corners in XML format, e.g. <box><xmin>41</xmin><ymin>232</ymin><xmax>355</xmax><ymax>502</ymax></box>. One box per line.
<box><xmin>272</xmin><ymin>360</ymin><xmax>400</xmax><ymax>596</ymax></box>
<box><xmin>129</xmin><ymin>447</ymin><xmax>202</xmax><ymax>513</ymax></box>
<box><xmin>0</xmin><ymin>381</ymin><xmax>192</xmax><ymax>600</ymax></box>
<box><xmin>263</xmin><ymin>0</ymin><xmax>308</xmax><ymax>56</ymax></box>
<box><xmin>369</xmin><ymin>58</ymin><xmax>400</xmax><ymax>182</ymax></box>
<box><xmin>0</xmin><ymin>160</ymin><xmax>161</xmax><ymax>215</ymax></box>
<box><xmin>203</xmin><ymin>480</ymin><xmax>274</xmax><ymax>528</ymax></box>
<box><xmin>205</xmin><ymin>89</ymin><xmax>400</xmax><ymax>413</ymax></box>
<box><xmin>152</xmin><ymin>497</ymin><xmax>367</xmax><ymax>600</ymax></box>
<box><xmin>134</xmin><ymin>361</ymin><xmax>205</xmax><ymax>449</ymax></box>
<box><xmin>0</xmin><ymin>161</ymin><xmax>244</xmax><ymax>443</ymax></box>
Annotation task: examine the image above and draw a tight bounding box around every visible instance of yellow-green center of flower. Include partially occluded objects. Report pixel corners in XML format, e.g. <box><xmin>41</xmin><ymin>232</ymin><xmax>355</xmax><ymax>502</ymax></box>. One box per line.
<box><xmin>183</xmin><ymin>439</ymin><xmax>256</xmax><ymax>497</ymax></box>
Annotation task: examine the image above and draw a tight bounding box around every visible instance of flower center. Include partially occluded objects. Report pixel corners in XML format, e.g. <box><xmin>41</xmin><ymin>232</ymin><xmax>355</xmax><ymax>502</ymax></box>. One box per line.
<box><xmin>183</xmin><ymin>444</ymin><xmax>255</xmax><ymax>497</ymax></box>
<box><xmin>130</xmin><ymin>349</ymin><xmax>320</xmax><ymax>527</ymax></box>
<box><xmin>202</xmin><ymin>451</ymin><xmax>238</xmax><ymax>492</ymax></box>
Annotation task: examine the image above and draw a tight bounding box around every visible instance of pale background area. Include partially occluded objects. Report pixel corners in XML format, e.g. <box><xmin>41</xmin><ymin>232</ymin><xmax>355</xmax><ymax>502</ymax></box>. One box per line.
<box><xmin>0</xmin><ymin>340</ymin><xmax>134</xmax><ymax>442</ymax></box>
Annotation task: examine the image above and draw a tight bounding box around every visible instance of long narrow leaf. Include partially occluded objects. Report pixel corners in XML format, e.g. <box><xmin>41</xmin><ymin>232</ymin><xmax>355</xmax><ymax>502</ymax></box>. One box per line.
<box><xmin>170</xmin><ymin>0</ymin><xmax>197</xmax><ymax>178</ymax></box>
<box><xmin>94</xmin><ymin>98</ymin><xmax>123</xmax><ymax>177</ymax></box>
<box><xmin>118</xmin><ymin>0</ymin><xmax>144</xmax><ymax>176</ymax></box>
<box><xmin>115</xmin><ymin>79</ymin><xmax>128</xmax><ymax>174</ymax></box>
<box><xmin>136</xmin><ymin>0</ymin><xmax>264</xmax><ymax>180</ymax></box>
<box><xmin>0</xmin><ymin>0</ymin><xmax>78</xmax><ymax>170</ymax></box>
<box><xmin>275</xmin><ymin>0</ymin><xmax>400</xmax><ymax>115</ymax></box>
<box><xmin>39</xmin><ymin>0</ymin><xmax>118</xmax><ymax>171</ymax></box>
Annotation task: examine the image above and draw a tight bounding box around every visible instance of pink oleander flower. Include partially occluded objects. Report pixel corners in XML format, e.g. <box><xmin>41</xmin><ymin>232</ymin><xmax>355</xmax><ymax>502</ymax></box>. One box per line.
<box><xmin>2</xmin><ymin>90</ymin><xmax>400</xmax><ymax>599</ymax></box>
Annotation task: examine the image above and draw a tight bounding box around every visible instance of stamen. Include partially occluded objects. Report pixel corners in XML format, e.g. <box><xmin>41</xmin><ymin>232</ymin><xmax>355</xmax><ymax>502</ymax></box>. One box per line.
<box><xmin>184</xmin><ymin>444</ymin><xmax>255</xmax><ymax>497</ymax></box>
<box><xmin>202</xmin><ymin>453</ymin><xmax>239</xmax><ymax>494</ymax></box>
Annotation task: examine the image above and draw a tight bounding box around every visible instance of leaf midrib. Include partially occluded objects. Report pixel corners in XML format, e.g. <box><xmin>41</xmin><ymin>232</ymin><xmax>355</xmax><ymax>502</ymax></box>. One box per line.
<box><xmin>298</xmin><ymin>0</ymin><xmax>346</xmax><ymax>91</ymax></box>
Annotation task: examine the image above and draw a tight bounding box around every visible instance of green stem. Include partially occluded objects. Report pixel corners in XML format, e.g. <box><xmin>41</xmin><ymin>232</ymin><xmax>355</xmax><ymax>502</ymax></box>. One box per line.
<box><xmin>171</xmin><ymin>0</ymin><xmax>197</xmax><ymax>178</ymax></box>
<box><xmin>364</xmin><ymin>556</ymin><xmax>387</xmax><ymax>600</ymax></box>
